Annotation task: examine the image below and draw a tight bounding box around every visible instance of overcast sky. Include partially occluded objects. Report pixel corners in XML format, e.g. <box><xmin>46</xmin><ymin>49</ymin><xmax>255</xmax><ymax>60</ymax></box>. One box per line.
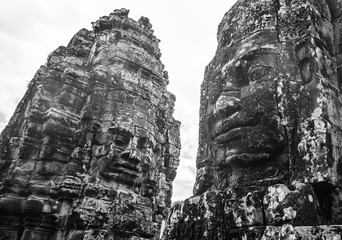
<box><xmin>0</xmin><ymin>0</ymin><xmax>236</xmax><ymax>201</ymax></box>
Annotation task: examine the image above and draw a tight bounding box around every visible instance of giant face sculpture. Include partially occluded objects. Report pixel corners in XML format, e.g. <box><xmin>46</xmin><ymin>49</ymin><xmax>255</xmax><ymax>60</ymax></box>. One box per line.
<box><xmin>93</xmin><ymin>126</ymin><xmax>155</xmax><ymax>188</ymax></box>
<box><xmin>207</xmin><ymin>31</ymin><xmax>288</xmax><ymax>187</ymax></box>
<box><xmin>89</xmin><ymin>99</ymin><xmax>161</xmax><ymax>198</ymax></box>
<box><xmin>0</xmin><ymin>10</ymin><xmax>181</xmax><ymax>239</ymax></box>
<box><xmin>195</xmin><ymin>0</ymin><xmax>342</xmax><ymax>192</ymax></box>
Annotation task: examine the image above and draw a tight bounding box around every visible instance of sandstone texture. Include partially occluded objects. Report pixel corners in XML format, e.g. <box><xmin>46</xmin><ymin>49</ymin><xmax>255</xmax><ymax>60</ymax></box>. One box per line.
<box><xmin>164</xmin><ymin>0</ymin><xmax>342</xmax><ymax>239</ymax></box>
<box><xmin>0</xmin><ymin>9</ymin><xmax>180</xmax><ymax>240</ymax></box>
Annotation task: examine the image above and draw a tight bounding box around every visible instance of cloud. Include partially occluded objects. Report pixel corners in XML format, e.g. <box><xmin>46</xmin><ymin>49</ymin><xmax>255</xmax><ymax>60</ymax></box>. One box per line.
<box><xmin>171</xmin><ymin>120</ymin><xmax>198</xmax><ymax>202</ymax></box>
<box><xmin>0</xmin><ymin>111</ymin><xmax>7</xmax><ymax>133</ymax></box>
<box><xmin>0</xmin><ymin>111</ymin><xmax>6</xmax><ymax>123</ymax></box>
<box><xmin>172</xmin><ymin>164</ymin><xmax>196</xmax><ymax>201</ymax></box>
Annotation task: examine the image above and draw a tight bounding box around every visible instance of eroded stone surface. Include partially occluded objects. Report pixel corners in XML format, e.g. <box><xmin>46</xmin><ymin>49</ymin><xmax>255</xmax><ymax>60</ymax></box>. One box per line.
<box><xmin>0</xmin><ymin>8</ymin><xmax>180</xmax><ymax>240</ymax></box>
<box><xmin>164</xmin><ymin>187</ymin><xmax>265</xmax><ymax>239</ymax></box>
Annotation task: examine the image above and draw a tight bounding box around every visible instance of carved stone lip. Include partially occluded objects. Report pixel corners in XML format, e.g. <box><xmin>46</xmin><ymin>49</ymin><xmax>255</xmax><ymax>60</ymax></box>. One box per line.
<box><xmin>102</xmin><ymin>160</ymin><xmax>140</xmax><ymax>180</ymax></box>
<box><xmin>101</xmin><ymin>169</ymin><xmax>139</xmax><ymax>180</ymax></box>
<box><xmin>212</xmin><ymin>115</ymin><xmax>259</xmax><ymax>142</ymax></box>
<box><xmin>212</xmin><ymin>113</ymin><xmax>278</xmax><ymax>143</ymax></box>
<box><xmin>222</xmin><ymin>152</ymin><xmax>271</xmax><ymax>167</ymax></box>
<box><xmin>109</xmin><ymin>160</ymin><xmax>140</xmax><ymax>173</ymax></box>
<box><xmin>144</xmin><ymin>179</ymin><xmax>157</xmax><ymax>189</ymax></box>
<box><xmin>213</xmin><ymin>125</ymin><xmax>251</xmax><ymax>144</ymax></box>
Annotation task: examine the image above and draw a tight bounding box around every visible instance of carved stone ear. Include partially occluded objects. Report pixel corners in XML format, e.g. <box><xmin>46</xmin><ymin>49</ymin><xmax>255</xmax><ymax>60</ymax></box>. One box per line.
<box><xmin>298</xmin><ymin>57</ymin><xmax>313</xmax><ymax>84</ymax></box>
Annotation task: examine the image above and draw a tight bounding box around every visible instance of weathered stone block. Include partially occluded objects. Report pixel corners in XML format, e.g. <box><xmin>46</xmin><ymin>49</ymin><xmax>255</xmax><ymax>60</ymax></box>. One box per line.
<box><xmin>263</xmin><ymin>225</ymin><xmax>342</xmax><ymax>240</ymax></box>
<box><xmin>165</xmin><ymin>187</ymin><xmax>265</xmax><ymax>239</ymax></box>
<box><xmin>263</xmin><ymin>184</ymin><xmax>321</xmax><ymax>226</ymax></box>
<box><xmin>217</xmin><ymin>187</ymin><xmax>265</xmax><ymax>228</ymax></box>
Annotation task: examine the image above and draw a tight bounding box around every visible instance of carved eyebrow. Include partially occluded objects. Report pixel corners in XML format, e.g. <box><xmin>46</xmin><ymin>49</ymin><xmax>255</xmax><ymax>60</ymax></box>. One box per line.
<box><xmin>239</xmin><ymin>47</ymin><xmax>279</xmax><ymax>60</ymax></box>
<box><xmin>222</xmin><ymin>47</ymin><xmax>278</xmax><ymax>74</ymax></box>
<box><xmin>248</xmin><ymin>64</ymin><xmax>274</xmax><ymax>73</ymax></box>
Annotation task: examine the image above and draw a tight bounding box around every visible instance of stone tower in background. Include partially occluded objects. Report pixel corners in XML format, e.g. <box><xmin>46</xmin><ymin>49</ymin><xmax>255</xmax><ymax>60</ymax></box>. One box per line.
<box><xmin>164</xmin><ymin>0</ymin><xmax>342</xmax><ymax>239</ymax></box>
<box><xmin>0</xmin><ymin>9</ymin><xmax>180</xmax><ymax>240</ymax></box>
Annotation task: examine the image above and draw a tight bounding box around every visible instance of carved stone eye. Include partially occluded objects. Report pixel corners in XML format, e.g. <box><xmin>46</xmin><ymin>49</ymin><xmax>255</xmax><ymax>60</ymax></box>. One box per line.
<box><xmin>248</xmin><ymin>66</ymin><xmax>274</xmax><ymax>84</ymax></box>
<box><xmin>109</xmin><ymin>127</ymin><xmax>133</xmax><ymax>147</ymax></box>
<box><xmin>113</xmin><ymin>134</ymin><xmax>130</xmax><ymax>147</ymax></box>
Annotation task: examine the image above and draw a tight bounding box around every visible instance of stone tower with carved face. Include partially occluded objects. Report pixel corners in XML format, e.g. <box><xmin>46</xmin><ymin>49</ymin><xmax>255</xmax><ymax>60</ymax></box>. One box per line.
<box><xmin>195</xmin><ymin>0</ymin><xmax>342</xmax><ymax>193</ymax></box>
<box><xmin>0</xmin><ymin>9</ymin><xmax>180</xmax><ymax>240</ymax></box>
<box><xmin>164</xmin><ymin>0</ymin><xmax>342</xmax><ymax>239</ymax></box>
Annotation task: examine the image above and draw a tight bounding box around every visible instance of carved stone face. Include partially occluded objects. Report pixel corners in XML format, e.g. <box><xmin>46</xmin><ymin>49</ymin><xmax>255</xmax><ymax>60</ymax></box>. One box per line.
<box><xmin>91</xmin><ymin>126</ymin><xmax>158</xmax><ymax>191</ymax></box>
<box><xmin>88</xmin><ymin>87</ymin><xmax>161</xmax><ymax>198</ymax></box>
<box><xmin>207</xmin><ymin>31</ymin><xmax>288</xmax><ymax>187</ymax></box>
<box><xmin>198</xmin><ymin>0</ymin><xmax>341</xmax><ymax>191</ymax></box>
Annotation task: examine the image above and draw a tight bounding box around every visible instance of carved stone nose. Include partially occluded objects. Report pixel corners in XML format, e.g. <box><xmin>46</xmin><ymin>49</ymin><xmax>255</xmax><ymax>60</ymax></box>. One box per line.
<box><xmin>120</xmin><ymin>150</ymin><xmax>140</xmax><ymax>165</ymax></box>
<box><xmin>214</xmin><ymin>93</ymin><xmax>242</xmax><ymax>117</ymax></box>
